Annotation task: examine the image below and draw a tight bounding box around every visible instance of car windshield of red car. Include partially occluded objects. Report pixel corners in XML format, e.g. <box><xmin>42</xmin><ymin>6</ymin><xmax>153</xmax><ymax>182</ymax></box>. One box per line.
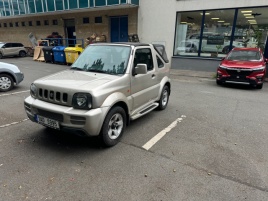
<box><xmin>227</xmin><ymin>50</ymin><xmax>261</xmax><ymax>61</ymax></box>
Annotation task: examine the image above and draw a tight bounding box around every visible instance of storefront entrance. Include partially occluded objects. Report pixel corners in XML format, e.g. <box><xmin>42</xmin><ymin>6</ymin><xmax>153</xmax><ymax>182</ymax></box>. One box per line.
<box><xmin>110</xmin><ymin>16</ymin><xmax>128</xmax><ymax>42</ymax></box>
<box><xmin>64</xmin><ymin>19</ymin><xmax>76</xmax><ymax>46</ymax></box>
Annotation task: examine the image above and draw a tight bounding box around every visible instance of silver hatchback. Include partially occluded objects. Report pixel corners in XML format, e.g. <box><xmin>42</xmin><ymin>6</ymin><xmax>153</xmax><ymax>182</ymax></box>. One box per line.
<box><xmin>0</xmin><ymin>42</ymin><xmax>27</xmax><ymax>59</ymax></box>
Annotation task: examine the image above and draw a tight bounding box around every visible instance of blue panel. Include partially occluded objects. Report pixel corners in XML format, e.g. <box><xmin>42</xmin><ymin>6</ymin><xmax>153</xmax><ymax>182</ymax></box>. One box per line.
<box><xmin>36</xmin><ymin>0</ymin><xmax>43</xmax><ymax>13</ymax></box>
<box><xmin>120</xmin><ymin>16</ymin><xmax>128</xmax><ymax>42</ymax></box>
<box><xmin>79</xmin><ymin>0</ymin><xmax>88</xmax><ymax>8</ymax></box>
<box><xmin>111</xmin><ymin>16</ymin><xmax>128</xmax><ymax>42</ymax></box>
<box><xmin>111</xmin><ymin>17</ymin><xmax>120</xmax><ymax>42</ymax></box>
<box><xmin>28</xmin><ymin>0</ymin><xmax>35</xmax><ymax>13</ymax></box>
<box><xmin>0</xmin><ymin>1</ymin><xmax>4</xmax><ymax>16</ymax></box>
<box><xmin>108</xmin><ymin>0</ymin><xmax>119</xmax><ymax>5</ymax></box>
<box><xmin>90</xmin><ymin>0</ymin><xmax>94</xmax><ymax>7</ymax></box>
<box><xmin>56</xmin><ymin>0</ymin><xmax>63</xmax><ymax>10</ymax></box>
<box><xmin>42</xmin><ymin>0</ymin><xmax>47</xmax><ymax>12</ymax></box>
<box><xmin>95</xmin><ymin>0</ymin><xmax>105</xmax><ymax>6</ymax></box>
<box><xmin>121</xmin><ymin>0</ymin><xmax>126</xmax><ymax>3</ymax></box>
<box><xmin>69</xmin><ymin>0</ymin><xmax>78</xmax><ymax>9</ymax></box>
<box><xmin>4</xmin><ymin>1</ymin><xmax>11</xmax><ymax>16</ymax></box>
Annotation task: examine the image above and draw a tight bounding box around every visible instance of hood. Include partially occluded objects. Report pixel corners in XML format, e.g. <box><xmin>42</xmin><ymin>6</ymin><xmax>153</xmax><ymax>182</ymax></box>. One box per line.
<box><xmin>221</xmin><ymin>60</ymin><xmax>265</xmax><ymax>69</ymax></box>
<box><xmin>34</xmin><ymin>70</ymin><xmax>119</xmax><ymax>91</ymax></box>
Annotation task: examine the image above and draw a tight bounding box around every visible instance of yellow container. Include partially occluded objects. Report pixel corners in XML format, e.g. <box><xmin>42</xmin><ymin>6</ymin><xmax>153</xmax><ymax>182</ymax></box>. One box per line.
<box><xmin>64</xmin><ymin>44</ymin><xmax>84</xmax><ymax>65</ymax></box>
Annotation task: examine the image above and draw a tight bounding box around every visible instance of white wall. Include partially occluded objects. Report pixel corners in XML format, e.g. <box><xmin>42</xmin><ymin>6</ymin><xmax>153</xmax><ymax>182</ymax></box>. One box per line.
<box><xmin>138</xmin><ymin>0</ymin><xmax>268</xmax><ymax>60</ymax></box>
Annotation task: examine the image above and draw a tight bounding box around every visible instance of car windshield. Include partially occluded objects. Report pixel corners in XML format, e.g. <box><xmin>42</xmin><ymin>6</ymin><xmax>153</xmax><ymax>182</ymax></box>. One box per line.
<box><xmin>227</xmin><ymin>50</ymin><xmax>262</xmax><ymax>61</ymax></box>
<box><xmin>71</xmin><ymin>45</ymin><xmax>131</xmax><ymax>75</ymax></box>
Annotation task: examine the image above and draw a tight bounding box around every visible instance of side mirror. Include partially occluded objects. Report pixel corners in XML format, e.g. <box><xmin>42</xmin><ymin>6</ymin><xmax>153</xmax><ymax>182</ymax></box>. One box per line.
<box><xmin>134</xmin><ymin>64</ymin><xmax>147</xmax><ymax>75</ymax></box>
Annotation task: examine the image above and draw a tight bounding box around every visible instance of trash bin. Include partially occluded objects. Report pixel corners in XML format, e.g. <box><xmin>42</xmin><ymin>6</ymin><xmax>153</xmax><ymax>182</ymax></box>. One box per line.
<box><xmin>52</xmin><ymin>46</ymin><xmax>66</xmax><ymax>64</ymax></box>
<box><xmin>43</xmin><ymin>46</ymin><xmax>55</xmax><ymax>63</ymax></box>
<box><xmin>64</xmin><ymin>44</ymin><xmax>84</xmax><ymax>65</ymax></box>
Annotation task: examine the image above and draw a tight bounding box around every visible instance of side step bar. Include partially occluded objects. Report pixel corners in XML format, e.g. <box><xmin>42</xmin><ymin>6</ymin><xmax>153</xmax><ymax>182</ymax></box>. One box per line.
<box><xmin>130</xmin><ymin>103</ymin><xmax>159</xmax><ymax>120</ymax></box>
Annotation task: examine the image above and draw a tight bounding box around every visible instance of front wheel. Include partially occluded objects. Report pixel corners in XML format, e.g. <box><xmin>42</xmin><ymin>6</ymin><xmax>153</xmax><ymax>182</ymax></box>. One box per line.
<box><xmin>256</xmin><ymin>83</ymin><xmax>263</xmax><ymax>89</ymax></box>
<box><xmin>100</xmin><ymin>106</ymin><xmax>126</xmax><ymax>147</ymax></box>
<box><xmin>158</xmin><ymin>85</ymin><xmax>170</xmax><ymax>110</ymax></box>
<box><xmin>0</xmin><ymin>74</ymin><xmax>14</xmax><ymax>92</ymax></box>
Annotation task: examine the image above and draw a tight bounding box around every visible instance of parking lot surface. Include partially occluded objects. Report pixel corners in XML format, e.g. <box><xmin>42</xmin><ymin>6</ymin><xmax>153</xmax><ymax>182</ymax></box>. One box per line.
<box><xmin>1</xmin><ymin>57</ymin><xmax>268</xmax><ymax>201</ymax></box>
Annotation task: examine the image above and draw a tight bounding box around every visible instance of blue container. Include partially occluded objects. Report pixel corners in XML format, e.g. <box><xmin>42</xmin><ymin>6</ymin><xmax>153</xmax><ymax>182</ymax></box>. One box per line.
<box><xmin>52</xmin><ymin>46</ymin><xmax>66</xmax><ymax>64</ymax></box>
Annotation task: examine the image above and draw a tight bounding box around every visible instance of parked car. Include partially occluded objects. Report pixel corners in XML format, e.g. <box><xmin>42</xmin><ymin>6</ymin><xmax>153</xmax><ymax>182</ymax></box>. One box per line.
<box><xmin>179</xmin><ymin>32</ymin><xmax>244</xmax><ymax>54</ymax></box>
<box><xmin>216</xmin><ymin>47</ymin><xmax>267</xmax><ymax>89</ymax></box>
<box><xmin>0</xmin><ymin>42</ymin><xmax>27</xmax><ymax>59</ymax></box>
<box><xmin>0</xmin><ymin>62</ymin><xmax>24</xmax><ymax>91</ymax></box>
<box><xmin>24</xmin><ymin>43</ymin><xmax>171</xmax><ymax>147</ymax></box>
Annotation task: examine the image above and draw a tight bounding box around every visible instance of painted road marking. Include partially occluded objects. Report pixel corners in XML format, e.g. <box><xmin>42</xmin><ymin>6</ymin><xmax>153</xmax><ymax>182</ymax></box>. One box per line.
<box><xmin>0</xmin><ymin>119</ymin><xmax>29</xmax><ymax>128</ymax></box>
<box><xmin>0</xmin><ymin>90</ymin><xmax>30</xmax><ymax>97</ymax></box>
<box><xmin>142</xmin><ymin>115</ymin><xmax>186</xmax><ymax>151</ymax></box>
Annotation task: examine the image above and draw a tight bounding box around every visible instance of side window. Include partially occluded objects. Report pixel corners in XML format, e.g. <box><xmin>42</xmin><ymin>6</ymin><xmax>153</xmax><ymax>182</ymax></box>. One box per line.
<box><xmin>133</xmin><ymin>48</ymin><xmax>154</xmax><ymax>71</ymax></box>
<box><xmin>156</xmin><ymin>56</ymin><xmax>164</xmax><ymax>68</ymax></box>
<box><xmin>4</xmin><ymin>43</ymin><xmax>12</xmax><ymax>48</ymax></box>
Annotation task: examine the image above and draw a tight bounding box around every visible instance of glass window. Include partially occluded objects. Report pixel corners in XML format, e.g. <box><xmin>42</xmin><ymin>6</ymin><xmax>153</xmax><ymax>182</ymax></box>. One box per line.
<box><xmin>236</xmin><ymin>7</ymin><xmax>268</xmax><ymax>52</ymax></box>
<box><xmin>79</xmin><ymin>0</ymin><xmax>88</xmax><ymax>8</ymax></box>
<box><xmin>47</xmin><ymin>1</ymin><xmax>55</xmax><ymax>11</ymax></box>
<box><xmin>64</xmin><ymin>0</ymin><xmax>68</xmax><ymax>9</ymax></box>
<box><xmin>12</xmin><ymin>0</ymin><xmax>19</xmax><ymax>15</ymax></box>
<box><xmin>52</xmin><ymin>19</ymin><xmax>58</xmax><ymax>25</ymax></box>
<box><xmin>83</xmin><ymin>17</ymin><xmax>89</xmax><ymax>24</ymax></box>
<box><xmin>95</xmin><ymin>0</ymin><xmax>106</xmax><ymax>7</ymax></box>
<box><xmin>200</xmin><ymin>9</ymin><xmax>236</xmax><ymax>58</ymax></box>
<box><xmin>95</xmin><ymin>17</ymin><xmax>102</xmax><ymax>24</ymax></box>
<box><xmin>9</xmin><ymin>22</ymin><xmax>13</xmax><ymax>27</ymax></box>
<box><xmin>55</xmin><ymin>0</ymin><xmax>63</xmax><ymax>10</ymax></box>
<box><xmin>134</xmin><ymin>48</ymin><xmax>154</xmax><ymax>71</ymax></box>
<box><xmin>36</xmin><ymin>21</ymin><xmax>41</xmax><ymax>26</ymax></box>
<box><xmin>21</xmin><ymin>21</ymin><xmax>25</xmax><ymax>26</ymax></box>
<box><xmin>157</xmin><ymin>56</ymin><xmax>164</xmax><ymax>68</ymax></box>
<box><xmin>44</xmin><ymin>20</ymin><xmax>49</xmax><ymax>25</ymax></box>
<box><xmin>29</xmin><ymin>21</ymin><xmax>32</xmax><ymax>26</ymax></box>
<box><xmin>4</xmin><ymin>23</ymin><xmax>7</xmax><ymax>27</ymax></box>
<box><xmin>108</xmin><ymin>0</ymin><xmax>119</xmax><ymax>5</ymax></box>
<box><xmin>15</xmin><ymin>22</ymin><xmax>19</xmax><ymax>27</ymax></box>
<box><xmin>69</xmin><ymin>0</ymin><xmax>78</xmax><ymax>9</ymax></box>
<box><xmin>28</xmin><ymin>0</ymin><xmax>35</xmax><ymax>13</ymax></box>
<box><xmin>174</xmin><ymin>11</ymin><xmax>203</xmax><ymax>56</ymax></box>
<box><xmin>36</xmin><ymin>0</ymin><xmax>43</xmax><ymax>12</ymax></box>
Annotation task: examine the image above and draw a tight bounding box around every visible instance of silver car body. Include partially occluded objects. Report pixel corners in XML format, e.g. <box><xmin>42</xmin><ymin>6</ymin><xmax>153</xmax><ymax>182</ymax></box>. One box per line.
<box><xmin>0</xmin><ymin>62</ymin><xmax>24</xmax><ymax>85</ymax></box>
<box><xmin>24</xmin><ymin>43</ymin><xmax>171</xmax><ymax>137</ymax></box>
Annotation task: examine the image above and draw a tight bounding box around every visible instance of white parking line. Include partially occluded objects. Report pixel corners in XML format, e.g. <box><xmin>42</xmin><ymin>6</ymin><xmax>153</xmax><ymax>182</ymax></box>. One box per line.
<box><xmin>0</xmin><ymin>118</ymin><xmax>29</xmax><ymax>128</ymax></box>
<box><xmin>142</xmin><ymin>115</ymin><xmax>186</xmax><ymax>151</ymax></box>
<box><xmin>0</xmin><ymin>90</ymin><xmax>30</xmax><ymax>97</ymax></box>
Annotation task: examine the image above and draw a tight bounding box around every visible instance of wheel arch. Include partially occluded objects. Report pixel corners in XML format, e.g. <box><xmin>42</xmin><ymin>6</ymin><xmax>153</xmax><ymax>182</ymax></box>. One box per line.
<box><xmin>0</xmin><ymin>72</ymin><xmax>16</xmax><ymax>83</ymax></box>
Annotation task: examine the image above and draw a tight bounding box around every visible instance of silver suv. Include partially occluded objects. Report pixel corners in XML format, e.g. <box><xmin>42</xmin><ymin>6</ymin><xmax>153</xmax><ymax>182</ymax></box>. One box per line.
<box><xmin>0</xmin><ymin>42</ymin><xmax>27</xmax><ymax>59</ymax></box>
<box><xmin>24</xmin><ymin>43</ymin><xmax>171</xmax><ymax>147</ymax></box>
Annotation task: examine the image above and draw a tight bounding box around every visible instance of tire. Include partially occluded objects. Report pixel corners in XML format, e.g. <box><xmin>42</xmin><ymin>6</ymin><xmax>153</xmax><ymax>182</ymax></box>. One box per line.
<box><xmin>0</xmin><ymin>74</ymin><xmax>14</xmax><ymax>92</ymax></box>
<box><xmin>100</xmin><ymin>106</ymin><xmax>126</xmax><ymax>147</ymax></box>
<box><xmin>0</xmin><ymin>52</ymin><xmax>3</xmax><ymax>59</ymax></box>
<box><xmin>19</xmin><ymin>51</ymin><xmax>26</xmax><ymax>57</ymax></box>
<box><xmin>256</xmin><ymin>83</ymin><xmax>263</xmax><ymax>89</ymax></box>
<box><xmin>216</xmin><ymin>79</ymin><xmax>222</xmax><ymax>85</ymax></box>
<box><xmin>157</xmin><ymin>85</ymin><xmax>170</xmax><ymax>110</ymax></box>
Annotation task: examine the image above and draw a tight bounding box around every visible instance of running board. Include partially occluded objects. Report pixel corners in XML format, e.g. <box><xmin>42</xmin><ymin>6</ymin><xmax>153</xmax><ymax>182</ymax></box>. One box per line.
<box><xmin>131</xmin><ymin>103</ymin><xmax>159</xmax><ymax>120</ymax></box>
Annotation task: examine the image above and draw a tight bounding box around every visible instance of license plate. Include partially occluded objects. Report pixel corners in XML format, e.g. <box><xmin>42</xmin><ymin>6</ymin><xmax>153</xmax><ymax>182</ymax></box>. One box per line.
<box><xmin>36</xmin><ymin>115</ymin><xmax>60</xmax><ymax>130</ymax></box>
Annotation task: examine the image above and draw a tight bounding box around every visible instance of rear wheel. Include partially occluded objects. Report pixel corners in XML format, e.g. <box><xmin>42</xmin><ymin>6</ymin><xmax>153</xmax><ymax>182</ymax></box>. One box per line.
<box><xmin>19</xmin><ymin>51</ymin><xmax>26</xmax><ymax>57</ymax></box>
<box><xmin>100</xmin><ymin>106</ymin><xmax>126</xmax><ymax>147</ymax></box>
<box><xmin>0</xmin><ymin>52</ymin><xmax>3</xmax><ymax>59</ymax></box>
<box><xmin>0</xmin><ymin>74</ymin><xmax>14</xmax><ymax>92</ymax></box>
<box><xmin>216</xmin><ymin>79</ymin><xmax>222</xmax><ymax>85</ymax></box>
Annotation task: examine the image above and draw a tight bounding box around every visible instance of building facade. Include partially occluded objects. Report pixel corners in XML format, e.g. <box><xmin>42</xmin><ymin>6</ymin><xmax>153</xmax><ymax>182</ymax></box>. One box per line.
<box><xmin>0</xmin><ymin>0</ymin><xmax>139</xmax><ymax>47</ymax></box>
<box><xmin>1</xmin><ymin>0</ymin><xmax>268</xmax><ymax>71</ymax></box>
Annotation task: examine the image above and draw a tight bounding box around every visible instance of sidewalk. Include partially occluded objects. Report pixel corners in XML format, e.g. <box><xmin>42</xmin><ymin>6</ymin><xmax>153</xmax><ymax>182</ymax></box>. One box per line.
<box><xmin>170</xmin><ymin>69</ymin><xmax>268</xmax><ymax>82</ymax></box>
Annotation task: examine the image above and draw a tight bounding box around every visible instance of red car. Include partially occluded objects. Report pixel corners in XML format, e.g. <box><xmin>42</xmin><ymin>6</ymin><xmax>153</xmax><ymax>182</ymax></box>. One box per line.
<box><xmin>216</xmin><ymin>48</ymin><xmax>267</xmax><ymax>89</ymax></box>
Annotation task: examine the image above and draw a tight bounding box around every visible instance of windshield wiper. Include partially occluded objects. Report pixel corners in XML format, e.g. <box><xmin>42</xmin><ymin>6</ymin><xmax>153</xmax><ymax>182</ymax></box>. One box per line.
<box><xmin>70</xmin><ymin>67</ymin><xmax>83</xmax><ymax>71</ymax></box>
<box><xmin>87</xmin><ymin>69</ymin><xmax>107</xmax><ymax>74</ymax></box>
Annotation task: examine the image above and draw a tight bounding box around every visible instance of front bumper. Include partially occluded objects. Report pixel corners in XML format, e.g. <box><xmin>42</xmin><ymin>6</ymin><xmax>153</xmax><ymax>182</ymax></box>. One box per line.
<box><xmin>15</xmin><ymin>72</ymin><xmax>24</xmax><ymax>84</ymax></box>
<box><xmin>24</xmin><ymin>96</ymin><xmax>109</xmax><ymax>136</ymax></box>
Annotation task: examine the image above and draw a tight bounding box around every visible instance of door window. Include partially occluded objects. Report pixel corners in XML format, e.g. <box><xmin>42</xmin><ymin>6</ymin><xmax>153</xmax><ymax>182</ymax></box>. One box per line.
<box><xmin>134</xmin><ymin>48</ymin><xmax>154</xmax><ymax>71</ymax></box>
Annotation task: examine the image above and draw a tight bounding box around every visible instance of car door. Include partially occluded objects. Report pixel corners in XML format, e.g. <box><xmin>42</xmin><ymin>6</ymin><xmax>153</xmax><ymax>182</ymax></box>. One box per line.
<box><xmin>130</xmin><ymin>47</ymin><xmax>159</xmax><ymax>110</ymax></box>
<box><xmin>2</xmin><ymin>43</ymin><xmax>12</xmax><ymax>56</ymax></box>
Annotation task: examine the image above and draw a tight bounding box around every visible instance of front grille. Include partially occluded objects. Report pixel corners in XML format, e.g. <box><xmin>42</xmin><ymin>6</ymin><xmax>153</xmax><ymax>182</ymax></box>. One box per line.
<box><xmin>37</xmin><ymin>109</ymin><xmax>64</xmax><ymax>122</ymax></box>
<box><xmin>38</xmin><ymin>88</ymin><xmax>68</xmax><ymax>105</ymax></box>
<box><xmin>226</xmin><ymin>69</ymin><xmax>252</xmax><ymax>76</ymax></box>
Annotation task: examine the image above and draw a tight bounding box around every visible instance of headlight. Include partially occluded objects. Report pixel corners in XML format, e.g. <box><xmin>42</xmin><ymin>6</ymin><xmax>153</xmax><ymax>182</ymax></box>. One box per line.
<box><xmin>30</xmin><ymin>83</ymin><xmax>37</xmax><ymax>98</ymax></box>
<box><xmin>253</xmin><ymin>66</ymin><xmax>265</xmax><ymax>71</ymax></box>
<box><xmin>219</xmin><ymin>65</ymin><xmax>227</xmax><ymax>70</ymax></box>
<box><xmin>72</xmin><ymin>93</ymin><xmax>92</xmax><ymax>109</ymax></box>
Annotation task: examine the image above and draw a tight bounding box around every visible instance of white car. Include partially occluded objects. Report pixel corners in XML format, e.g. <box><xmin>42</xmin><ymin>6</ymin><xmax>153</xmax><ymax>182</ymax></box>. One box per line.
<box><xmin>0</xmin><ymin>62</ymin><xmax>24</xmax><ymax>91</ymax></box>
